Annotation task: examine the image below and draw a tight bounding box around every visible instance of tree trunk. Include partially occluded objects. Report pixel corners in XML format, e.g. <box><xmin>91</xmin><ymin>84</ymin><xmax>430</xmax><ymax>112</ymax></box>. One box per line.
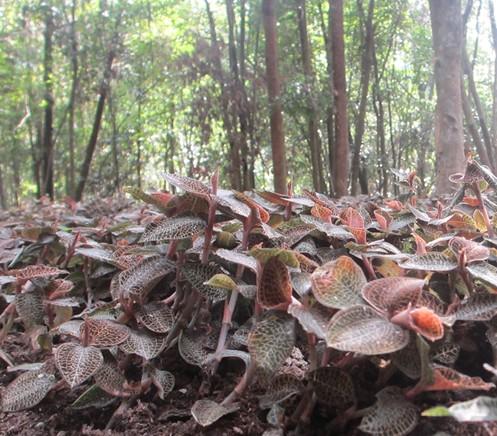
<box><xmin>204</xmin><ymin>0</ymin><xmax>242</xmax><ymax>190</ymax></box>
<box><xmin>226</xmin><ymin>0</ymin><xmax>251</xmax><ymax>190</ymax></box>
<box><xmin>461</xmin><ymin>80</ymin><xmax>491</xmax><ymax>166</ymax></box>
<box><xmin>41</xmin><ymin>6</ymin><xmax>54</xmax><ymax>199</ymax></box>
<box><xmin>429</xmin><ymin>0</ymin><xmax>466</xmax><ymax>195</ymax></box>
<box><xmin>74</xmin><ymin>46</ymin><xmax>116</xmax><ymax>201</ymax></box>
<box><xmin>463</xmin><ymin>51</ymin><xmax>495</xmax><ymax>171</ymax></box>
<box><xmin>108</xmin><ymin>90</ymin><xmax>120</xmax><ymax>192</ymax></box>
<box><xmin>262</xmin><ymin>0</ymin><xmax>288</xmax><ymax>194</ymax></box>
<box><xmin>330</xmin><ymin>0</ymin><xmax>349</xmax><ymax>197</ymax></box>
<box><xmin>372</xmin><ymin>44</ymin><xmax>388</xmax><ymax>196</ymax></box>
<box><xmin>318</xmin><ymin>1</ymin><xmax>334</xmax><ymax>194</ymax></box>
<box><xmin>296</xmin><ymin>0</ymin><xmax>325</xmax><ymax>193</ymax></box>
<box><xmin>490</xmin><ymin>0</ymin><xmax>497</xmax><ymax>163</ymax></box>
<box><xmin>351</xmin><ymin>0</ymin><xmax>374</xmax><ymax>196</ymax></box>
<box><xmin>67</xmin><ymin>0</ymin><xmax>78</xmax><ymax>197</ymax></box>
<box><xmin>0</xmin><ymin>164</ymin><xmax>5</xmax><ymax>210</ymax></box>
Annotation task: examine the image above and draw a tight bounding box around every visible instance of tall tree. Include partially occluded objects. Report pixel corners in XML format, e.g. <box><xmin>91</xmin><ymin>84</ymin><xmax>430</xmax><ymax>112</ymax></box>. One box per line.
<box><xmin>330</xmin><ymin>0</ymin><xmax>349</xmax><ymax>197</ymax></box>
<box><xmin>74</xmin><ymin>15</ymin><xmax>120</xmax><ymax>201</ymax></box>
<box><xmin>41</xmin><ymin>4</ymin><xmax>54</xmax><ymax>199</ymax></box>
<box><xmin>296</xmin><ymin>0</ymin><xmax>325</xmax><ymax>193</ymax></box>
<box><xmin>429</xmin><ymin>0</ymin><xmax>465</xmax><ymax>194</ymax></box>
<box><xmin>351</xmin><ymin>0</ymin><xmax>374</xmax><ymax>195</ymax></box>
<box><xmin>262</xmin><ymin>0</ymin><xmax>287</xmax><ymax>194</ymax></box>
<box><xmin>204</xmin><ymin>0</ymin><xmax>242</xmax><ymax>190</ymax></box>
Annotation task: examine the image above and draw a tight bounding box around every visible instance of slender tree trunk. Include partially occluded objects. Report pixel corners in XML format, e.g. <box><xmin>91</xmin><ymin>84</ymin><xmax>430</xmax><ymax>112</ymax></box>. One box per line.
<box><xmin>319</xmin><ymin>1</ymin><xmax>334</xmax><ymax>194</ymax></box>
<box><xmin>330</xmin><ymin>0</ymin><xmax>349</xmax><ymax>197</ymax></box>
<box><xmin>372</xmin><ymin>44</ymin><xmax>388</xmax><ymax>196</ymax></box>
<box><xmin>204</xmin><ymin>0</ymin><xmax>242</xmax><ymax>190</ymax></box>
<box><xmin>429</xmin><ymin>0</ymin><xmax>466</xmax><ymax>195</ymax></box>
<box><xmin>67</xmin><ymin>0</ymin><xmax>78</xmax><ymax>197</ymax></box>
<box><xmin>462</xmin><ymin>52</ymin><xmax>495</xmax><ymax>171</ymax></box>
<box><xmin>41</xmin><ymin>6</ymin><xmax>54</xmax><ymax>199</ymax></box>
<box><xmin>226</xmin><ymin>0</ymin><xmax>251</xmax><ymax>190</ymax></box>
<box><xmin>108</xmin><ymin>91</ymin><xmax>120</xmax><ymax>192</ymax></box>
<box><xmin>0</xmin><ymin>164</ymin><xmax>5</xmax><ymax>210</ymax></box>
<box><xmin>74</xmin><ymin>46</ymin><xmax>116</xmax><ymax>201</ymax></box>
<box><xmin>461</xmin><ymin>81</ymin><xmax>491</xmax><ymax>166</ymax></box>
<box><xmin>296</xmin><ymin>0</ymin><xmax>325</xmax><ymax>193</ymax></box>
<box><xmin>489</xmin><ymin>0</ymin><xmax>497</xmax><ymax>163</ymax></box>
<box><xmin>262</xmin><ymin>0</ymin><xmax>287</xmax><ymax>193</ymax></box>
<box><xmin>351</xmin><ymin>0</ymin><xmax>374</xmax><ymax>195</ymax></box>
<box><xmin>136</xmin><ymin>96</ymin><xmax>142</xmax><ymax>190</ymax></box>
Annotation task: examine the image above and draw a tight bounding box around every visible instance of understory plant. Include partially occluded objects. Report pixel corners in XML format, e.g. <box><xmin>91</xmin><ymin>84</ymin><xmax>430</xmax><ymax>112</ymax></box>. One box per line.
<box><xmin>2</xmin><ymin>157</ymin><xmax>497</xmax><ymax>434</ymax></box>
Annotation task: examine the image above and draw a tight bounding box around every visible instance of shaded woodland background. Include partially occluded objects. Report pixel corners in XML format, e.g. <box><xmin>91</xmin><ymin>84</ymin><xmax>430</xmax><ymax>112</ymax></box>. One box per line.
<box><xmin>1</xmin><ymin>0</ymin><xmax>497</xmax><ymax>207</ymax></box>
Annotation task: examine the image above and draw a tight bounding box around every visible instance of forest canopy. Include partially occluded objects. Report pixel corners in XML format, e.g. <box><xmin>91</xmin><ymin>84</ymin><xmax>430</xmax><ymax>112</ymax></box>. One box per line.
<box><xmin>0</xmin><ymin>0</ymin><xmax>496</xmax><ymax>205</ymax></box>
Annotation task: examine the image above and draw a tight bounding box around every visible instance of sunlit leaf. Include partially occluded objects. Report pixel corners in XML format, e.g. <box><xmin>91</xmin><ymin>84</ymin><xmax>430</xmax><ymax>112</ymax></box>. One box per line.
<box><xmin>399</xmin><ymin>253</ymin><xmax>457</xmax><ymax>272</ymax></box>
<box><xmin>249</xmin><ymin>247</ymin><xmax>299</xmax><ymax>268</ymax></box>
<box><xmin>311</xmin><ymin>256</ymin><xmax>366</xmax><ymax>309</ymax></box>
<box><xmin>204</xmin><ymin>273</ymin><xmax>237</xmax><ymax>290</ymax></box>
<box><xmin>423</xmin><ymin>396</ymin><xmax>497</xmax><ymax>422</ymax></box>
<box><xmin>325</xmin><ymin>306</ymin><xmax>409</xmax><ymax>355</ymax></box>
<box><xmin>361</xmin><ymin>277</ymin><xmax>424</xmax><ymax>314</ymax></box>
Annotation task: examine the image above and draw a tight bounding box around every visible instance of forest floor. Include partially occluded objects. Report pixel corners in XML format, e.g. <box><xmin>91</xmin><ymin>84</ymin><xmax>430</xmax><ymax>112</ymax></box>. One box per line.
<box><xmin>2</xmin><ymin>188</ymin><xmax>497</xmax><ymax>436</ymax></box>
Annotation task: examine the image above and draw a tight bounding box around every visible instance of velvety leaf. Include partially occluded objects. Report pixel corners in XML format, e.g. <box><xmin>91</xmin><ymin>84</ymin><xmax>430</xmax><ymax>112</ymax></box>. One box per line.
<box><xmin>399</xmin><ymin>253</ymin><xmax>457</xmax><ymax>272</ymax></box>
<box><xmin>448</xmin><ymin>236</ymin><xmax>489</xmax><ymax>263</ymax></box>
<box><xmin>54</xmin><ymin>343</ymin><xmax>103</xmax><ymax>388</ymax></box>
<box><xmin>191</xmin><ymin>399</ymin><xmax>239</xmax><ymax>427</ymax></box>
<box><xmin>150</xmin><ymin>368</ymin><xmax>175</xmax><ymax>400</ymax></box>
<box><xmin>182</xmin><ymin>263</ymin><xmax>228</xmax><ymax>303</ymax></box>
<box><xmin>258</xmin><ymin>256</ymin><xmax>292</xmax><ymax>309</ymax></box>
<box><xmin>136</xmin><ymin>302</ymin><xmax>174</xmax><ymax>333</ymax></box>
<box><xmin>258</xmin><ymin>374</ymin><xmax>303</xmax><ymax>409</ymax></box>
<box><xmin>358</xmin><ymin>387</ymin><xmax>418</xmax><ymax>436</ymax></box>
<box><xmin>93</xmin><ymin>359</ymin><xmax>128</xmax><ymax>396</ymax></box>
<box><xmin>8</xmin><ymin>265</ymin><xmax>67</xmax><ymax>281</ymax></box>
<box><xmin>117</xmin><ymin>256</ymin><xmax>175</xmax><ymax>302</ymax></box>
<box><xmin>310</xmin><ymin>366</ymin><xmax>356</xmax><ymax>408</ymax></box>
<box><xmin>119</xmin><ymin>329</ymin><xmax>166</xmax><ymax>360</ymax></box>
<box><xmin>361</xmin><ymin>277</ymin><xmax>425</xmax><ymax>314</ymax></box>
<box><xmin>311</xmin><ymin>256</ymin><xmax>366</xmax><ymax>309</ymax></box>
<box><xmin>80</xmin><ymin>319</ymin><xmax>130</xmax><ymax>348</ymax></box>
<box><xmin>1</xmin><ymin>369</ymin><xmax>56</xmax><ymax>412</ymax></box>
<box><xmin>215</xmin><ymin>249</ymin><xmax>258</xmax><ymax>272</ymax></box>
<box><xmin>249</xmin><ymin>247</ymin><xmax>300</xmax><ymax>268</ymax></box>
<box><xmin>325</xmin><ymin>306</ymin><xmax>410</xmax><ymax>355</ymax></box>
<box><xmin>140</xmin><ymin>216</ymin><xmax>205</xmax><ymax>242</ymax></box>
<box><xmin>178</xmin><ymin>330</ymin><xmax>210</xmax><ymax>367</ymax></box>
<box><xmin>204</xmin><ymin>273</ymin><xmax>237</xmax><ymax>290</ymax></box>
<box><xmin>467</xmin><ymin>262</ymin><xmax>497</xmax><ymax>289</ymax></box>
<box><xmin>287</xmin><ymin>301</ymin><xmax>331</xmax><ymax>339</ymax></box>
<box><xmin>15</xmin><ymin>290</ymin><xmax>44</xmax><ymax>326</ymax></box>
<box><xmin>164</xmin><ymin>173</ymin><xmax>210</xmax><ymax>198</ymax></box>
<box><xmin>71</xmin><ymin>385</ymin><xmax>116</xmax><ymax>410</ymax></box>
<box><xmin>248</xmin><ymin>312</ymin><xmax>295</xmax><ymax>373</ymax></box>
